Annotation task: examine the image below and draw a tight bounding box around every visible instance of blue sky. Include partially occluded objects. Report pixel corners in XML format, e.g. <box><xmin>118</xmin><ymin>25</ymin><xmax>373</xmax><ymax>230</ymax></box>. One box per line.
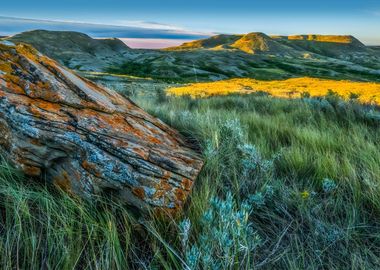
<box><xmin>1</xmin><ymin>0</ymin><xmax>379</xmax><ymax>45</ymax></box>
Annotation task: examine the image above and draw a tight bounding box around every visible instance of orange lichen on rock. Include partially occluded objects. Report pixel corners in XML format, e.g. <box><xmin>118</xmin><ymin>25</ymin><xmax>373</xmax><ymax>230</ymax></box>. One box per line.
<box><xmin>132</xmin><ymin>147</ymin><xmax>148</xmax><ymax>159</ymax></box>
<box><xmin>174</xmin><ymin>188</ymin><xmax>187</xmax><ymax>204</ymax></box>
<box><xmin>181</xmin><ymin>178</ymin><xmax>193</xmax><ymax>191</ymax></box>
<box><xmin>23</xmin><ymin>165</ymin><xmax>42</xmax><ymax>176</ymax></box>
<box><xmin>53</xmin><ymin>171</ymin><xmax>73</xmax><ymax>193</ymax></box>
<box><xmin>82</xmin><ymin>160</ymin><xmax>101</xmax><ymax>177</ymax></box>
<box><xmin>132</xmin><ymin>187</ymin><xmax>146</xmax><ymax>200</ymax></box>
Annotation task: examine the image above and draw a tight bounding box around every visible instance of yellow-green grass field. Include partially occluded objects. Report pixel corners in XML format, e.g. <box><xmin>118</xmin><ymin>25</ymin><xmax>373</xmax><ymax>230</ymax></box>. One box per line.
<box><xmin>168</xmin><ymin>77</ymin><xmax>380</xmax><ymax>104</ymax></box>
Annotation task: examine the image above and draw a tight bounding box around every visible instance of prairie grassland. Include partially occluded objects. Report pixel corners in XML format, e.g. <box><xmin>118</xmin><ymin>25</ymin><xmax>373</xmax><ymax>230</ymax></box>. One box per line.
<box><xmin>136</xmin><ymin>92</ymin><xmax>380</xmax><ymax>269</ymax></box>
<box><xmin>167</xmin><ymin>77</ymin><xmax>380</xmax><ymax>104</ymax></box>
<box><xmin>0</xmin><ymin>81</ymin><xmax>379</xmax><ymax>269</ymax></box>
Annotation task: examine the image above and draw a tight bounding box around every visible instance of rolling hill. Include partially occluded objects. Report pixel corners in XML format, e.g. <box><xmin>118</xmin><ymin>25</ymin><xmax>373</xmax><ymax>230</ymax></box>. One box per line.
<box><xmin>7</xmin><ymin>30</ymin><xmax>130</xmax><ymax>71</ymax></box>
<box><xmin>230</xmin><ymin>32</ymin><xmax>297</xmax><ymax>55</ymax></box>
<box><xmin>6</xmin><ymin>30</ymin><xmax>380</xmax><ymax>82</ymax></box>
<box><xmin>166</xmin><ymin>32</ymin><xmax>301</xmax><ymax>55</ymax></box>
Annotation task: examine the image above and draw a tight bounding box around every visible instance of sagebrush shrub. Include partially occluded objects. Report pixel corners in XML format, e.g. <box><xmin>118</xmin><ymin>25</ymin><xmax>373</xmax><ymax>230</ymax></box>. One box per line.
<box><xmin>179</xmin><ymin>192</ymin><xmax>261</xmax><ymax>270</ymax></box>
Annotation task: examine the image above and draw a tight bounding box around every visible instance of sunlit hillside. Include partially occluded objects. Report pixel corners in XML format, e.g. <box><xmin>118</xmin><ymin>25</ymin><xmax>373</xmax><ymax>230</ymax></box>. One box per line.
<box><xmin>273</xmin><ymin>35</ymin><xmax>362</xmax><ymax>44</ymax></box>
<box><xmin>167</xmin><ymin>77</ymin><xmax>380</xmax><ymax>104</ymax></box>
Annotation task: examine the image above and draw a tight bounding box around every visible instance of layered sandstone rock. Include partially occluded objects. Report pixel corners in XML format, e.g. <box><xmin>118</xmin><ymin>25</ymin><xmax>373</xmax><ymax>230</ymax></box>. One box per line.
<box><xmin>0</xmin><ymin>42</ymin><xmax>203</xmax><ymax>212</ymax></box>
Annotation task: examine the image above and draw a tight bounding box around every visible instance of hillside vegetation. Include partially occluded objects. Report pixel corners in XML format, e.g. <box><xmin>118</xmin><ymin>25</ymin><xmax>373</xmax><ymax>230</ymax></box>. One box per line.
<box><xmin>167</xmin><ymin>77</ymin><xmax>380</xmax><ymax>104</ymax></box>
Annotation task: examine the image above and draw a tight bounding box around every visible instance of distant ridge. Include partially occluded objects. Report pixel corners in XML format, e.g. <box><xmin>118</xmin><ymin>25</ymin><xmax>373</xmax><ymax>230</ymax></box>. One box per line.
<box><xmin>166</xmin><ymin>32</ymin><xmax>294</xmax><ymax>54</ymax></box>
<box><xmin>7</xmin><ymin>30</ymin><xmax>130</xmax><ymax>71</ymax></box>
<box><xmin>166</xmin><ymin>33</ymin><xmax>370</xmax><ymax>57</ymax></box>
<box><xmin>271</xmin><ymin>34</ymin><xmax>368</xmax><ymax>57</ymax></box>
<box><xmin>6</xmin><ymin>29</ymin><xmax>380</xmax><ymax>82</ymax></box>
<box><xmin>272</xmin><ymin>35</ymin><xmax>364</xmax><ymax>45</ymax></box>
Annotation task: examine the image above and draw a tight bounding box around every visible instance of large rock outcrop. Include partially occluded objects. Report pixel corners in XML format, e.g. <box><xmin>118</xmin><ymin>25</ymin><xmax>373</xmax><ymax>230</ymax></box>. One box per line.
<box><xmin>0</xmin><ymin>42</ymin><xmax>203</xmax><ymax>212</ymax></box>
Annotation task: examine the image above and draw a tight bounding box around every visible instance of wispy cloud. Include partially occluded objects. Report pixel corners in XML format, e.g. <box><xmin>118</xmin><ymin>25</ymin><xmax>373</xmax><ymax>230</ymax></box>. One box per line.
<box><xmin>0</xmin><ymin>16</ymin><xmax>211</xmax><ymax>40</ymax></box>
<box><xmin>367</xmin><ymin>10</ymin><xmax>380</xmax><ymax>16</ymax></box>
<box><xmin>113</xmin><ymin>20</ymin><xmax>212</xmax><ymax>37</ymax></box>
<box><xmin>115</xmin><ymin>20</ymin><xmax>183</xmax><ymax>30</ymax></box>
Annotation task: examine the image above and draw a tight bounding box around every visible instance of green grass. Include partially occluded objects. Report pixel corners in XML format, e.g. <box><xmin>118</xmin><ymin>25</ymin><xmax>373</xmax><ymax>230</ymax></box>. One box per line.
<box><xmin>0</xmin><ymin>86</ymin><xmax>379</xmax><ymax>269</ymax></box>
<box><xmin>0</xmin><ymin>161</ymin><xmax>138</xmax><ymax>269</ymax></box>
<box><xmin>136</xmin><ymin>92</ymin><xmax>380</xmax><ymax>269</ymax></box>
